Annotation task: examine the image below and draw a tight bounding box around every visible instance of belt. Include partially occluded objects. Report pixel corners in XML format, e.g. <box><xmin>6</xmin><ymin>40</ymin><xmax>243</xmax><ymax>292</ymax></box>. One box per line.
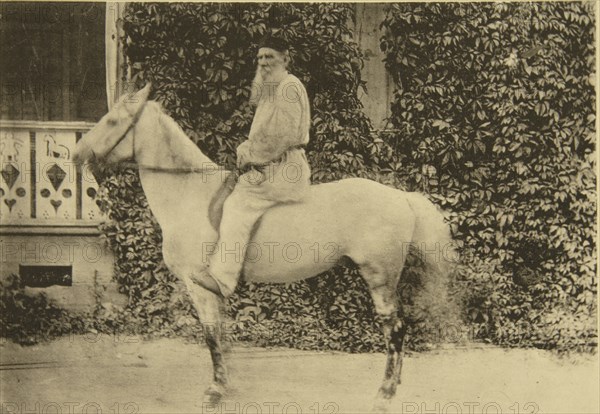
<box><xmin>239</xmin><ymin>144</ymin><xmax>306</xmax><ymax>174</ymax></box>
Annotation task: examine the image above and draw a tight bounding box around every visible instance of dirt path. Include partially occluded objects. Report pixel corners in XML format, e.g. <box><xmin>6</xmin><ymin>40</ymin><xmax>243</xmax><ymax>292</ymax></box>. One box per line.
<box><xmin>1</xmin><ymin>336</ymin><xmax>597</xmax><ymax>413</ymax></box>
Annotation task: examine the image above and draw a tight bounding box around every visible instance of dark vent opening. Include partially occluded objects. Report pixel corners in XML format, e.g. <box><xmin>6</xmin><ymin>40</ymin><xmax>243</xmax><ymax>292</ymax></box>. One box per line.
<box><xmin>19</xmin><ymin>265</ymin><xmax>72</xmax><ymax>287</ymax></box>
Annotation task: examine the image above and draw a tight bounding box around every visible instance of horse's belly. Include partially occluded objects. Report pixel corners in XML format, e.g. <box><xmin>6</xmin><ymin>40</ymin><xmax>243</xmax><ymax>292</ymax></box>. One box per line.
<box><xmin>242</xmin><ymin>191</ymin><xmax>347</xmax><ymax>282</ymax></box>
<box><xmin>243</xmin><ymin>242</ymin><xmax>341</xmax><ymax>282</ymax></box>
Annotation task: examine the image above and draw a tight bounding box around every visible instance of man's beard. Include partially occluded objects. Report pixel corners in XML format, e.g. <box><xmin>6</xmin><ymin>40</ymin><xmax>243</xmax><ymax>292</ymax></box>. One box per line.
<box><xmin>249</xmin><ymin>65</ymin><xmax>287</xmax><ymax>107</ymax></box>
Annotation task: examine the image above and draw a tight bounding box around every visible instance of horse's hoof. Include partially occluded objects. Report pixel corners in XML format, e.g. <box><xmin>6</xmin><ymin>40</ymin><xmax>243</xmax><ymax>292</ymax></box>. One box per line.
<box><xmin>372</xmin><ymin>397</ymin><xmax>392</xmax><ymax>413</ymax></box>
<box><xmin>376</xmin><ymin>382</ymin><xmax>397</xmax><ymax>401</ymax></box>
<box><xmin>203</xmin><ymin>383</ymin><xmax>225</xmax><ymax>406</ymax></box>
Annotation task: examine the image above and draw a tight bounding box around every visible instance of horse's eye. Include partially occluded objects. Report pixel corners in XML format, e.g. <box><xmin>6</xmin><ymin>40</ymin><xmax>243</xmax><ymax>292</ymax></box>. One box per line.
<box><xmin>107</xmin><ymin>118</ymin><xmax>118</xmax><ymax>126</ymax></box>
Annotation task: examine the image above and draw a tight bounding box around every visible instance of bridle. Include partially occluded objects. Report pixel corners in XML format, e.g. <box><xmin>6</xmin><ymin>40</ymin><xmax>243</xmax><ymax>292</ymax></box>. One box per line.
<box><xmin>89</xmin><ymin>99</ymin><xmax>231</xmax><ymax>175</ymax></box>
<box><xmin>92</xmin><ymin>98</ymin><xmax>148</xmax><ymax>163</ymax></box>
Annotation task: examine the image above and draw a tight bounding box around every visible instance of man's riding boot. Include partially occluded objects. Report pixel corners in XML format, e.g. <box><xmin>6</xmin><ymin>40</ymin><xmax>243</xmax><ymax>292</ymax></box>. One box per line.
<box><xmin>190</xmin><ymin>269</ymin><xmax>224</xmax><ymax>297</ymax></box>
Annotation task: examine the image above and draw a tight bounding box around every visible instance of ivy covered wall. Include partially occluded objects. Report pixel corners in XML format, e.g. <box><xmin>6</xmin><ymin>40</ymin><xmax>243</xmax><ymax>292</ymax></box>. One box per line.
<box><xmin>86</xmin><ymin>2</ymin><xmax>596</xmax><ymax>353</ymax></box>
<box><xmin>381</xmin><ymin>2</ymin><xmax>596</xmax><ymax>351</ymax></box>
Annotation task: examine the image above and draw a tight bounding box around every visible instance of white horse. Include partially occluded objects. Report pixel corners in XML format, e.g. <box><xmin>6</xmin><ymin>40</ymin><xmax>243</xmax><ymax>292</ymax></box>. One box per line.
<box><xmin>73</xmin><ymin>84</ymin><xmax>456</xmax><ymax>409</ymax></box>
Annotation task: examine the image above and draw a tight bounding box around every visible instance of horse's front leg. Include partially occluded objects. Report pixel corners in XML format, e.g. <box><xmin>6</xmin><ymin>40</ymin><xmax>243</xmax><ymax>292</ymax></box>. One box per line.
<box><xmin>203</xmin><ymin>309</ymin><xmax>228</xmax><ymax>405</ymax></box>
<box><xmin>183</xmin><ymin>275</ymin><xmax>229</xmax><ymax>405</ymax></box>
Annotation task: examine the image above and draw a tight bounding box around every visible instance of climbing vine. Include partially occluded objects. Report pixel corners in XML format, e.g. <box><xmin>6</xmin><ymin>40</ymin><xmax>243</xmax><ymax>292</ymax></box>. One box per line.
<box><xmin>381</xmin><ymin>2</ymin><xmax>596</xmax><ymax>352</ymax></box>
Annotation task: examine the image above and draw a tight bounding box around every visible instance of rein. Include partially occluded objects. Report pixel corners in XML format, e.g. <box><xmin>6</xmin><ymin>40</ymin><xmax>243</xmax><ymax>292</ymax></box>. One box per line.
<box><xmin>88</xmin><ymin>96</ymin><xmax>300</xmax><ymax>176</ymax></box>
<box><xmin>89</xmin><ymin>161</ymin><xmax>231</xmax><ymax>175</ymax></box>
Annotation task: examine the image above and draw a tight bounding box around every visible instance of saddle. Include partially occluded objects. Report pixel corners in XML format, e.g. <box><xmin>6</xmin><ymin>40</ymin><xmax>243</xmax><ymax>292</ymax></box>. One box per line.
<box><xmin>208</xmin><ymin>171</ymin><xmax>237</xmax><ymax>230</ymax></box>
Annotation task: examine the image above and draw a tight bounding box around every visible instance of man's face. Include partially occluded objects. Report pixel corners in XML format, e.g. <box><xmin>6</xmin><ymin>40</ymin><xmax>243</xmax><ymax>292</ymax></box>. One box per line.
<box><xmin>256</xmin><ymin>47</ymin><xmax>286</xmax><ymax>80</ymax></box>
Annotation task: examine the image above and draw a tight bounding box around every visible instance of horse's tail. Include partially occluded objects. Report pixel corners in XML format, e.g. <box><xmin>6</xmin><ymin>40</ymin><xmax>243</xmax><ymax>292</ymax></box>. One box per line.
<box><xmin>403</xmin><ymin>192</ymin><xmax>460</xmax><ymax>337</ymax></box>
<box><xmin>405</xmin><ymin>192</ymin><xmax>456</xmax><ymax>279</ymax></box>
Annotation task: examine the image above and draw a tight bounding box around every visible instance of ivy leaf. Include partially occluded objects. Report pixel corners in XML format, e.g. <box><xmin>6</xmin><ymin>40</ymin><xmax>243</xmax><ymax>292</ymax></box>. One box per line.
<box><xmin>432</xmin><ymin>119</ymin><xmax>451</xmax><ymax>130</ymax></box>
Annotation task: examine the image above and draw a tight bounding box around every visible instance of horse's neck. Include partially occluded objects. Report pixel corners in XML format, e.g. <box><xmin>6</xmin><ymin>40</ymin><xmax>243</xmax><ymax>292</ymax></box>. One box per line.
<box><xmin>135</xmin><ymin>103</ymin><xmax>226</xmax><ymax>241</ymax></box>
<box><xmin>136</xmin><ymin>103</ymin><xmax>216</xmax><ymax>170</ymax></box>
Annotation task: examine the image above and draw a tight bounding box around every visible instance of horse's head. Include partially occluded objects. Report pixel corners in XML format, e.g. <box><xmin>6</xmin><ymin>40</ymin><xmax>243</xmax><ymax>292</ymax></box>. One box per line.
<box><xmin>73</xmin><ymin>84</ymin><xmax>151</xmax><ymax>165</ymax></box>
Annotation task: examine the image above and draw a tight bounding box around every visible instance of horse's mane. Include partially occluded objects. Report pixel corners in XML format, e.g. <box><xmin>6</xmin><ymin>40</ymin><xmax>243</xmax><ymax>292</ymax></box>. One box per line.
<box><xmin>146</xmin><ymin>100</ymin><xmax>216</xmax><ymax>168</ymax></box>
<box><xmin>153</xmin><ymin>101</ymin><xmax>185</xmax><ymax>137</ymax></box>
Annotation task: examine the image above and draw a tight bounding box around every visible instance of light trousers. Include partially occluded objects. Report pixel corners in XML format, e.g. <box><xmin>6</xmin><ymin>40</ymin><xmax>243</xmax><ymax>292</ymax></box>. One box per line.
<box><xmin>208</xmin><ymin>149</ymin><xmax>310</xmax><ymax>296</ymax></box>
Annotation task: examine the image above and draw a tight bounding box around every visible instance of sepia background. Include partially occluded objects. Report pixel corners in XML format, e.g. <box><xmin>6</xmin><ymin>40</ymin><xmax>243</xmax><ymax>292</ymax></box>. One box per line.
<box><xmin>1</xmin><ymin>2</ymin><xmax>597</xmax><ymax>413</ymax></box>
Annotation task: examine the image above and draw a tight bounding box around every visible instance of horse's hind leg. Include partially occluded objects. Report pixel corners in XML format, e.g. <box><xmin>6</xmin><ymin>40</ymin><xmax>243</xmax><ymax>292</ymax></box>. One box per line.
<box><xmin>361</xmin><ymin>264</ymin><xmax>406</xmax><ymax>407</ymax></box>
<box><xmin>377</xmin><ymin>311</ymin><xmax>407</xmax><ymax>400</ymax></box>
<box><xmin>183</xmin><ymin>276</ymin><xmax>229</xmax><ymax>405</ymax></box>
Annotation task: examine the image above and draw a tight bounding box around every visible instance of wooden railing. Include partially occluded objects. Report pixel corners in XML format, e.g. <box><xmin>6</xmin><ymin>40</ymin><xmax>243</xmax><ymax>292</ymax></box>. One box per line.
<box><xmin>0</xmin><ymin>120</ymin><xmax>104</xmax><ymax>229</ymax></box>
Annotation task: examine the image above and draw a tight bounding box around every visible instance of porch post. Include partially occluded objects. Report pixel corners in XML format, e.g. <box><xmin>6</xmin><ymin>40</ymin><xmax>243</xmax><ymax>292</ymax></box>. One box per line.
<box><xmin>354</xmin><ymin>3</ymin><xmax>392</xmax><ymax>129</ymax></box>
<box><xmin>105</xmin><ymin>2</ymin><xmax>127</xmax><ymax>109</ymax></box>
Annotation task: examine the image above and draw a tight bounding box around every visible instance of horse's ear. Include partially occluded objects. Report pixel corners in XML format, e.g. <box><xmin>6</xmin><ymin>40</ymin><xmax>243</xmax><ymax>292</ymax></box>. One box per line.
<box><xmin>138</xmin><ymin>83</ymin><xmax>152</xmax><ymax>102</ymax></box>
<box><xmin>123</xmin><ymin>83</ymin><xmax>152</xmax><ymax>114</ymax></box>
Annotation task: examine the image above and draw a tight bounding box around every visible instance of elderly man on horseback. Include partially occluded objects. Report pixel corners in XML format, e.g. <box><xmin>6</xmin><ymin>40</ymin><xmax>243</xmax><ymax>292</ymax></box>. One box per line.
<box><xmin>73</xmin><ymin>34</ymin><xmax>456</xmax><ymax>403</ymax></box>
<box><xmin>192</xmin><ymin>33</ymin><xmax>312</xmax><ymax>297</ymax></box>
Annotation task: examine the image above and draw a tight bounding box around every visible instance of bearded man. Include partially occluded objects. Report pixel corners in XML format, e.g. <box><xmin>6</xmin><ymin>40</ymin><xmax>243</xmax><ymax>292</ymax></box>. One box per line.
<box><xmin>192</xmin><ymin>33</ymin><xmax>311</xmax><ymax>297</ymax></box>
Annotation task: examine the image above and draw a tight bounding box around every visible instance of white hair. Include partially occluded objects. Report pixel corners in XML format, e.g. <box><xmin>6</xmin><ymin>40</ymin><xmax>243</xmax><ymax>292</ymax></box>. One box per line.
<box><xmin>249</xmin><ymin>47</ymin><xmax>292</xmax><ymax>106</ymax></box>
